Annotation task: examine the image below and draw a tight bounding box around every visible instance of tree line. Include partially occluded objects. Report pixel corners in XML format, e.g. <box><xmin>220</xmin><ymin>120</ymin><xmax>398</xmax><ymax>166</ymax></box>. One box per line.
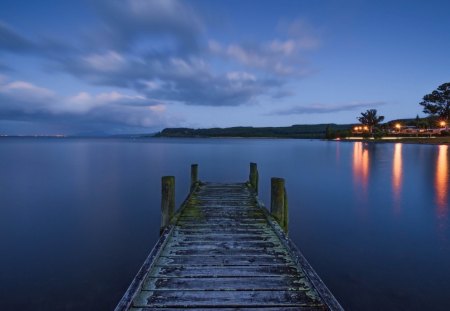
<box><xmin>354</xmin><ymin>82</ymin><xmax>450</xmax><ymax>136</ymax></box>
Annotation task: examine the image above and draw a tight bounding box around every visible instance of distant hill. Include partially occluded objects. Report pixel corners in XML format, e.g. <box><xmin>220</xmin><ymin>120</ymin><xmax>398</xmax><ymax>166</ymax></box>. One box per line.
<box><xmin>154</xmin><ymin>124</ymin><xmax>353</xmax><ymax>139</ymax></box>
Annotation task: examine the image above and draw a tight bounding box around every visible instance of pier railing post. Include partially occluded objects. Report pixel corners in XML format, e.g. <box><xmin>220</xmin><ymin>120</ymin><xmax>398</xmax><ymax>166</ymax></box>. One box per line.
<box><xmin>271</xmin><ymin>177</ymin><xmax>288</xmax><ymax>234</ymax></box>
<box><xmin>249</xmin><ymin>162</ymin><xmax>259</xmax><ymax>194</ymax></box>
<box><xmin>161</xmin><ymin>176</ymin><xmax>175</xmax><ymax>234</ymax></box>
<box><xmin>283</xmin><ymin>187</ymin><xmax>288</xmax><ymax>234</ymax></box>
<box><xmin>191</xmin><ymin>164</ymin><xmax>198</xmax><ymax>191</ymax></box>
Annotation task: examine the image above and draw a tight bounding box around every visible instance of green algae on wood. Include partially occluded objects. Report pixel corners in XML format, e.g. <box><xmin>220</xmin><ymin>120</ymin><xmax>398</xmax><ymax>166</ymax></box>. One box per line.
<box><xmin>115</xmin><ymin>164</ymin><xmax>342</xmax><ymax>311</ymax></box>
<box><xmin>160</xmin><ymin>176</ymin><xmax>175</xmax><ymax>234</ymax></box>
<box><xmin>249</xmin><ymin>162</ymin><xmax>259</xmax><ymax>193</ymax></box>
<box><xmin>270</xmin><ymin>177</ymin><xmax>288</xmax><ymax>233</ymax></box>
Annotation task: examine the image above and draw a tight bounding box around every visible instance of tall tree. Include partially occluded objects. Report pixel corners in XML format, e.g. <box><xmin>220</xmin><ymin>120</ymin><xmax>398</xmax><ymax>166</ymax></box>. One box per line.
<box><xmin>357</xmin><ymin>109</ymin><xmax>384</xmax><ymax>133</ymax></box>
<box><xmin>419</xmin><ymin>83</ymin><xmax>450</xmax><ymax>124</ymax></box>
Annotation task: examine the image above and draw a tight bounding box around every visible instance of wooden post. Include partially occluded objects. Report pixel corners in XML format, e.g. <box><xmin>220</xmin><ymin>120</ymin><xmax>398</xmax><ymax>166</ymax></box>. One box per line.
<box><xmin>191</xmin><ymin>164</ymin><xmax>198</xmax><ymax>191</ymax></box>
<box><xmin>271</xmin><ymin>177</ymin><xmax>288</xmax><ymax>233</ymax></box>
<box><xmin>161</xmin><ymin>176</ymin><xmax>175</xmax><ymax>234</ymax></box>
<box><xmin>283</xmin><ymin>187</ymin><xmax>288</xmax><ymax>234</ymax></box>
<box><xmin>249</xmin><ymin>162</ymin><xmax>259</xmax><ymax>194</ymax></box>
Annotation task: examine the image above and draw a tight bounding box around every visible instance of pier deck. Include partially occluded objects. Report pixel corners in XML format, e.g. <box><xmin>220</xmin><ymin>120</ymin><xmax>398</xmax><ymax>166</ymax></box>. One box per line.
<box><xmin>116</xmin><ymin>176</ymin><xmax>342</xmax><ymax>310</ymax></box>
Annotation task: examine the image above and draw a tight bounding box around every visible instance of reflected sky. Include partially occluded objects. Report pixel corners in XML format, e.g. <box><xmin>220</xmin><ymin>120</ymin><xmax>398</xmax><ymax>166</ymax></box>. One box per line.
<box><xmin>1</xmin><ymin>138</ymin><xmax>450</xmax><ymax>311</ymax></box>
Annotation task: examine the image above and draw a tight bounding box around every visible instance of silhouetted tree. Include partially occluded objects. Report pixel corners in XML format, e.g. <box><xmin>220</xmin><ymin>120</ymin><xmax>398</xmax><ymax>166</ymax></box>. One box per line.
<box><xmin>419</xmin><ymin>83</ymin><xmax>450</xmax><ymax>123</ymax></box>
<box><xmin>325</xmin><ymin>125</ymin><xmax>336</xmax><ymax>139</ymax></box>
<box><xmin>357</xmin><ymin>109</ymin><xmax>385</xmax><ymax>133</ymax></box>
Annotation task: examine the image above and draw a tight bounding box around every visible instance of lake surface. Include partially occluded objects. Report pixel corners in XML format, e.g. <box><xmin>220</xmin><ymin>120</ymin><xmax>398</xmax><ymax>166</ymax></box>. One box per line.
<box><xmin>0</xmin><ymin>138</ymin><xmax>449</xmax><ymax>310</ymax></box>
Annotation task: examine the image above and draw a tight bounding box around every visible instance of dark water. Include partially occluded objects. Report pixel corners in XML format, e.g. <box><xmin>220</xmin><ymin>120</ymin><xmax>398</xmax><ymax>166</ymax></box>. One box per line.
<box><xmin>0</xmin><ymin>138</ymin><xmax>449</xmax><ymax>310</ymax></box>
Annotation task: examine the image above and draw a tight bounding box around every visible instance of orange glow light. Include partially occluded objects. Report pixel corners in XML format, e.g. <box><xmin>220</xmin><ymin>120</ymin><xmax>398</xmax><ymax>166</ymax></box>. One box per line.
<box><xmin>392</xmin><ymin>143</ymin><xmax>402</xmax><ymax>203</ymax></box>
<box><xmin>435</xmin><ymin>145</ymin><xmax>448</xmax><ymax>214</ymax></box>
<box><xmin>440</xmin><ymin>121</ymin><xmax>446</xmax><ymax>127</ymax></box>
<box><xmin>395</xmin><ymin>123</ymin><xmax>401</xmax><ymax>129</ymax></box>
<box><xmin>353</xmin><ymin>142</ymin><xmax>369</xmax><ymax>190</ymax></box>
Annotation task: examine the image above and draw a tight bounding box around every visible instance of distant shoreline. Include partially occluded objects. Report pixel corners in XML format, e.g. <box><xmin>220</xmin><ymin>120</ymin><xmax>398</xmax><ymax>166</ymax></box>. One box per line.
<box><xmin>1</xmin><ymin>135</ymin><xmax>449</xmax><ymax>145</ymax></box>
<box><xmin>338</xmin><ymin>137</ymin><xmax>450</xmax><ymax>145</ymax></box>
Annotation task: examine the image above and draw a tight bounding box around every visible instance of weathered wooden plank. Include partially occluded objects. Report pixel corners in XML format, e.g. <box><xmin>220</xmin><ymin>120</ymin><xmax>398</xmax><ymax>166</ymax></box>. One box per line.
<box><xmin>177</xmin><ymin>218</ymin><xmax>267</xmax><ymax>224</ymax></box>
<box><xmin>179</xmin><ymin>216</ymin><xmax>266</xmax><ymax>222</ymax></box>
<box><xmin>195</xmin><ymin>198</ymin><xmax>255</xmax><ymax>201</ymax></box>
<box><xmin>116</xmin><ymin>180</ymin><xmax>342</xmax><ymax>311</ymax></box>
<box><xmin>157</xmin><ymin>255</ymin><xmax>293</xmax><ymax>266</ymax></box>
<box><xmin>180</xmin><ymin>211</ymin><xmax>265</xmax><ymax>217</ymax></box>
<box><xmin>193</xmin><ymin>202</ymin><xmax>256</xmax><ymax>207</ymax></box>
<box><xmin>161</xmin><ymin>247</ymin><xmax>289</xmax><ymax>257</ymax></box>
<box><xmin>174</xmin><ymin>228</ymin><xmax>273</xmax><ymax>234</ymax></box>
<box><xmin>171</xmin><ymin>233</ymin><xmax>277</xmax><ymax>242</ymax></box>
<box><xmin>131</xmin><ymin>307</ymin><xmax>326</xmax><ymax>311</ymax></box>
<box><xmin>132</xmin><ymin>290</ymin><xmax>322</xmax><ymax>308</ymax></box>
<box><xmin>170</xmin><ymin>238</ymin><xmax>279</xmax><ymax>244</ymax></box>
<box><xmin>177</xmin><ymin>223</ymin><xmax>268</xmax><ymax>229</ymax></box>
<box><xmin>167</xmin><ymin>241</ymin><xmax>283</xmax><ymax>249</ymax></box>
<box><xmin>149</xmin><ymin>265</ymin><xmax>300</xmax><ymax>278</ymax></box>
<box><xmin>143</xmin><ymin>276</ymin><xmax>311</xmax><ymax>291</ymax></box>
<box><xmin>181</xmin><ymin>207</ymin><xmax>263</xmax><ymax>211</ymax></box>
<box><xmin>195</xmin><ymin>199</ymin><xmax>254</xmax><ymax>202</ymax></box>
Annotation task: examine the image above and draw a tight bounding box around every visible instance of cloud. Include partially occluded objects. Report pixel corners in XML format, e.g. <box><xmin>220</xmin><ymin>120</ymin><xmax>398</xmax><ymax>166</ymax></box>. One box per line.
<box><xmin>272</xmin><ymin>102</ymin><xmax>386</xmax><ymax>115</ymax></box>
<box><xmin>90</xmin><ymin>0</ymin><xmax>203</xmax><ymax>52</ymax></box>
<box><xmin>58</xmin><ymin>50</ymin><xmax>278</xmax><ymax>106</ymax></box>
<box><xmin>208</xmin><ymin>39</ymin><xmax>315</xmax><ymax>77</ymax></box>
<box><xmin>208</xmin><ymin>19</ymin><xmax>319</xmax><ymax>77</ymax></box>
<box><xmin>138</xmin><ymin>66</ymin><xmax>272</xmax><ymax>106</ymax></box>
<box><xmin>280</xmin><ymin>18</ymin><xmax>321</xmax><ymax>50</ymax></box>
<box><xmin>82</xmin><ymin>51</ymin><xmax>127</xmax><ymax>72</ymax></box>
<box><xmin>0</xmin><ymin>9</ymin><xmax>321</xmax><ymax>109</ymax></box>
<box><xmin>45</xmin><ymin>11</ymin><xmax>320</xmax><ymax>108</ymax></box>
<box><xmin>0</xmin><ymin>22</ymin><xmax>35</xmax><ymax>53</ymax></box>
<box><xmin>0</xmin><ymin>77</ymin><xmax>169</xmax><ymax>133</ymax></box>
<box><xmin>0</xmin><ymin>80</ymin><xmax>56</xmax><ymax>114</ymax></box>
<box><xmin>62</xmin><ymin>91</ymin><xmax>153</xmax><ymax>114</ymax></box>
<box><xmin>271</xmin><ymin>89</ymin><xmax>295</xmax><ymax>99</ymax></box>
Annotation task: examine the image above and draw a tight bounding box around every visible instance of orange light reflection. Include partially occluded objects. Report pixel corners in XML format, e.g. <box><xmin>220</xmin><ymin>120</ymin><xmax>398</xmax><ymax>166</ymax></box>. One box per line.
<box><xmin>392</xmin><ymin>143</ymin><xmax>402</xmax><ymax>202</ymax></box>
<box><xmin>436</xmin><ymin>145</ymin><xmax>449</xmax><ymax>216</ymax></box>
<box><xmin>353</xmin><ymin>142</ymin><xmax>369</xmax><ymax>190</ymax></box>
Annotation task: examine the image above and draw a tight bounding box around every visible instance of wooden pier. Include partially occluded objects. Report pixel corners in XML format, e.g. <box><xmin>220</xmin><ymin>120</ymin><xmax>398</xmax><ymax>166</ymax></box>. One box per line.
<box><xmin>116</xmin><ymin>164</ymin><xmax>343</xmax><ymax>310</ymax></box>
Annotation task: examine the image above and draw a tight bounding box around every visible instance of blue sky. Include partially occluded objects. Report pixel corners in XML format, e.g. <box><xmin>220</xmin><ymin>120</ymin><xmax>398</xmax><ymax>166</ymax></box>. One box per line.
<box><xmin>0</xmin><ymin>0</ymin><xmax>449</xmax><ymax>135</ymax></box>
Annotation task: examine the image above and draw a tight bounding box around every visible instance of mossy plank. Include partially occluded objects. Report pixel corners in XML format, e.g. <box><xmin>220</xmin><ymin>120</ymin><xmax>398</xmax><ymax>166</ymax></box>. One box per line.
<box><xmin>131</xmin><ymin>308</ymin><xmax>326</xmax><ymax>311</ymax></box>
<box><xmin>116</xmin><ymin>182</ymin><xmax>342</xmax><ymax>311</ymax></box>
<box><xmin>148</xmin><ymin>265</ymin><xmax>301</xmax><ymax>278</ymax></box>
<box><xmin>143</xmin><ymin>276</ymin><xmax>310</xmax><ymax>291</ymax></box>
<box><xmin>132</xmin><ymin>290</ymin><xmax>323</xmax><ymax>308</ymax></box>
<box><xmin>156</xmin><ymin>255</ymin><xmax>293</xmax><ymax>266</ymax></box>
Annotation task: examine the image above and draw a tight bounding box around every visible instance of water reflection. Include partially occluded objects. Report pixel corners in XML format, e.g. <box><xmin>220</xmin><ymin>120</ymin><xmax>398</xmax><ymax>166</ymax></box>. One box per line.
<box><xmin>392</xmin><ymin>143</ymin><xmax>403</xmax><ymax>207</ymax></box>
<box><xmin>353</xmin><ymin>142</ymin><xmax>369</xmax><ymax>190</ymax></box>
<box><xmin>436</xmin><ymin>145</ymin><xmax>449</xmax><ymax>217</ymax></box>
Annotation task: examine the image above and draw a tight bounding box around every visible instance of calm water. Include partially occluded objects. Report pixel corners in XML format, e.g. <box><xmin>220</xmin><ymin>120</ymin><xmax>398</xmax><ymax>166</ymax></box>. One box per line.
<box><xmin>0</xmin><ymin>138</ymin><xmax>449</xmax><ymax>310</ymax></box>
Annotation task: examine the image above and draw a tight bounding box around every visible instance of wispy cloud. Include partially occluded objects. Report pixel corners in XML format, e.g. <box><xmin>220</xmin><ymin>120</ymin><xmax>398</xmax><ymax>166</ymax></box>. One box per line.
<box><xmin>0</xmin><ymin>76</ymin><xmax>169</xmax><ymax>132</ymax></box>
<box><xmin>90</xmin><ymin>0</ymin><xmax>203</xmax><ymax>52</ymax></box>
<box><xmin>208</xmin><ymin>41</ymin><xmax>313</xmax><ymax>77</ymax></box>
<box><xmin>271</xmin><ymin>102</ymin><xmax>386</xmax><ymax>115</ymax></box>
<box><xmin>208</xmin><ymin>18</ymin><xmax>319</xmax><ymax>77</ymax></box>
<box><xmin>0</xmin><ymin>2</ymin><xmax>324</xmax><ymax>132</ymax></box>
<box><xmin>0</xmin><ymin>22</ymin><xmax>35</xmax><ymax>53</ymax></box>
